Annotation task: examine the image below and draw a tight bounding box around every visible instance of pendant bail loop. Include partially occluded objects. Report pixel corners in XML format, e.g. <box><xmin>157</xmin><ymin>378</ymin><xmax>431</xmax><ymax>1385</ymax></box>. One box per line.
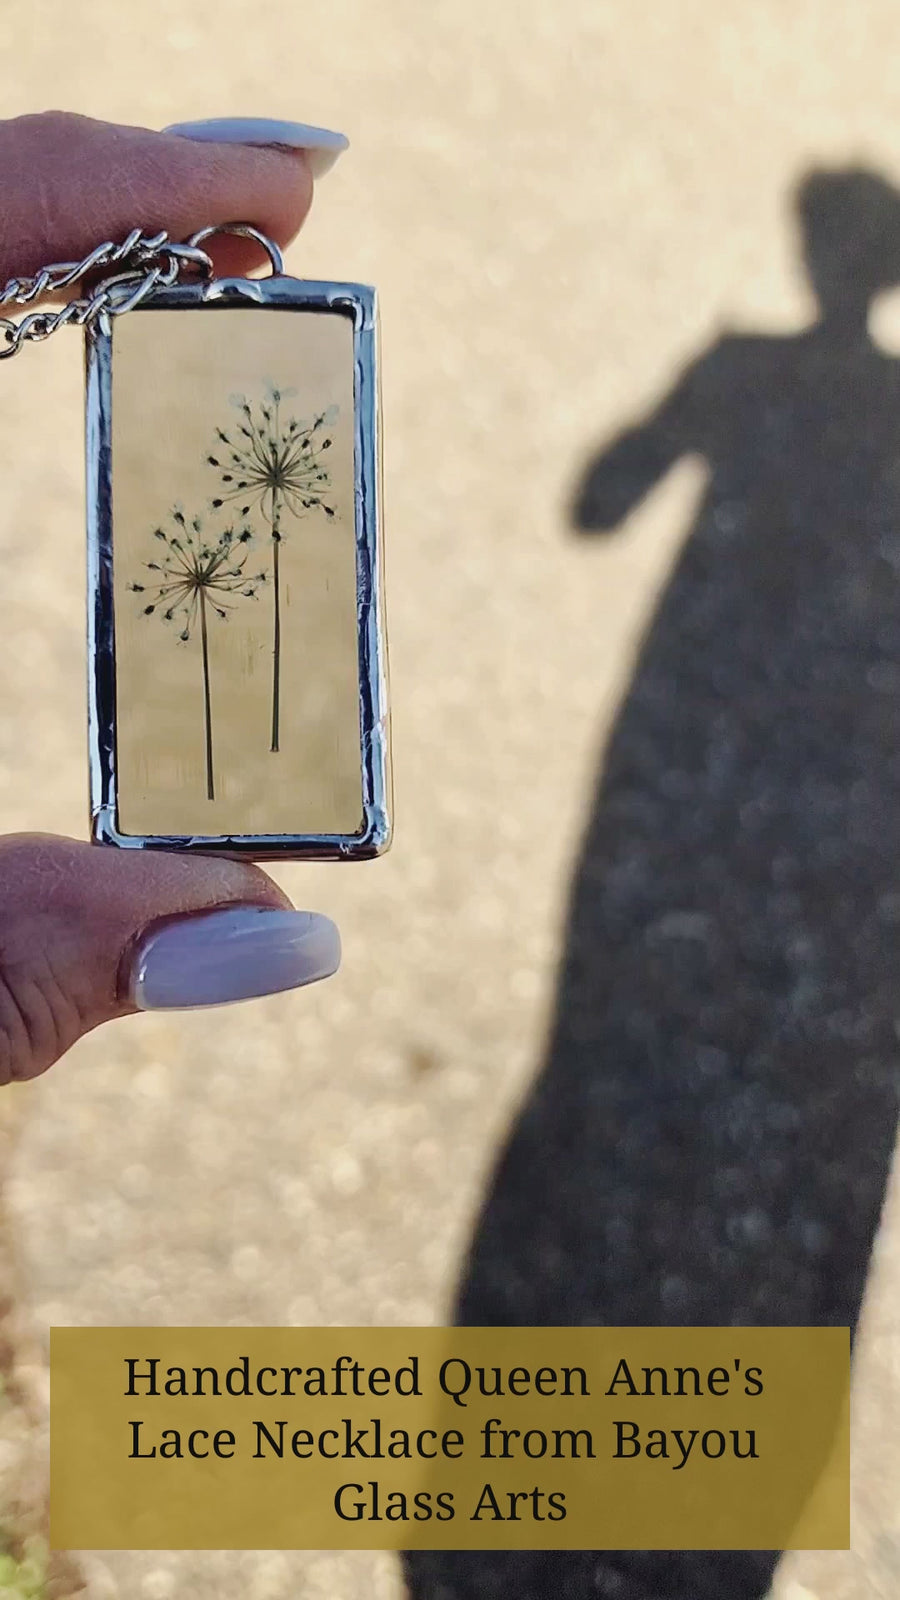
<box><xmin>186</xmin><ymin>224</ymin><xmax>284</xmax><ymax>279</ymax></box>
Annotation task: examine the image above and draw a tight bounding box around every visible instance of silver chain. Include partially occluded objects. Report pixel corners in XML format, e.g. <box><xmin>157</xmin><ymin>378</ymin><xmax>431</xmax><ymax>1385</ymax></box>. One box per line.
<box><xmin>0</xmin><ymin>222</ymin><xmax>284</xmax><ymax>360</ymax></box>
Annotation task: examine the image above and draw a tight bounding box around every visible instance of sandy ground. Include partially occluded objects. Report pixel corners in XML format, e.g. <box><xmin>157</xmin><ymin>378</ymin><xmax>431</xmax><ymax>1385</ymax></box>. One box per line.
<box><xmin>1</xmin><ymin>3</ymin><xmax>900</xmax><ymax>1596</ymax></box>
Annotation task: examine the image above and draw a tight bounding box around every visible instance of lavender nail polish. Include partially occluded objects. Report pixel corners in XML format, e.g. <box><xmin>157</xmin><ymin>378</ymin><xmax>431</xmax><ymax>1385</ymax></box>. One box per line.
<box><xmin>130</xmin><ymin>906</ymin><xmax>341</xmax><ymax>1010</ymax></box>
<box><xmin>163</xmin><ymin>118</ymin><xmax>349</xmax><ymax>179</ymax></box>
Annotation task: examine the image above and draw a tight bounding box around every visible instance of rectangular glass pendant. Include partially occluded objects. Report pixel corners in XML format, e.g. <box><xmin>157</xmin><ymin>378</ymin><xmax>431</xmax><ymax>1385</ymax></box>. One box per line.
<box><xmin>85</xmin><ymin>272</ymin><xmax>390</xmax><ymax>860</ymax></box>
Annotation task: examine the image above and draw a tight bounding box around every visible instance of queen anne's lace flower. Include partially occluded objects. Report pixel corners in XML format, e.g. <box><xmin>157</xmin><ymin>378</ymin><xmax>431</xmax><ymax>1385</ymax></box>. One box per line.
<box><xmin>208</xmin><ymin>386</ymin><xmax>338</xmax><ymax>752</ymax></box>
<box><xmin>130</xmin><ymin>510</ymin><xmax>264</xmax><ymax>635</ymax></box>
<box><xmin>209</xmin><ymin>387</ymin><xmax>337</xmax><ymax>529</ymax></box>
<box><xmin>130</xmin><ymin>509</ymin><xmax>266</xmax><ymax>800</ymax></box>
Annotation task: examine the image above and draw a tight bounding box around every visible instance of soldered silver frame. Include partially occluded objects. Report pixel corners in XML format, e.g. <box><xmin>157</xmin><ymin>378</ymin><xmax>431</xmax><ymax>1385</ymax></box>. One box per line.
<box><xmin>85</xmin><ymin>273</ymin><xmax>391</xmax><ymax>862</ymax></box>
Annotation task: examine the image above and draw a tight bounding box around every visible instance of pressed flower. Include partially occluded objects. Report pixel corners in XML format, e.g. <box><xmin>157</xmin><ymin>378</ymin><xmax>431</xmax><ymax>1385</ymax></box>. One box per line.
<box><xmin>208</xmin><ymin>384</ymin><xmax>338</xmax><ymax>752</ymax></box>
<box><xmin>130</xmin><ymin>510</ymin><xmax>265</xmax><ymax>800</ymax></box>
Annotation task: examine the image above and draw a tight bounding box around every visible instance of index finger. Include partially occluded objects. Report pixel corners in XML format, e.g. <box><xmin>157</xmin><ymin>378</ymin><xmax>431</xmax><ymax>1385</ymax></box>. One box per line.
<box><xmin>0</xmin><ymin>111</ymin><xmax>316</xmax><ymax>284</ymax></box>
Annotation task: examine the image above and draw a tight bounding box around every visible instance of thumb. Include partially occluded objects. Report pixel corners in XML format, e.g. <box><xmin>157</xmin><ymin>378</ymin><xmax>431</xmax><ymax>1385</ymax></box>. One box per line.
<box><xmin>0</xmin><ymin>111</ymin><xmax>320</xmax><ymax>283</ymax></box>
<box><xmin>0</xmin><ymin>835</ymin><xmax>340</xmax><ymax>1084</ymax></box>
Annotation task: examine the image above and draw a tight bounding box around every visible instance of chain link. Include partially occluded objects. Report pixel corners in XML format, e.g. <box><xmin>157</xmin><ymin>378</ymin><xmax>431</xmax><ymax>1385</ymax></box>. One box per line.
<box><xmin>0</xmin><ymin>229</ymin><xmax>216</xmax><ymax>359</ymax></box>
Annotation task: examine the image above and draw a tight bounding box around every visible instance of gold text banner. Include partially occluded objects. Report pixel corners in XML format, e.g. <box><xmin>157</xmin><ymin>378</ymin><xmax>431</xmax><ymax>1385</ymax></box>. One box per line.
<box><xmin>50</xmin><ymin>1326</ymin><xmax>849</xmax><ymax>1550</ymax></box>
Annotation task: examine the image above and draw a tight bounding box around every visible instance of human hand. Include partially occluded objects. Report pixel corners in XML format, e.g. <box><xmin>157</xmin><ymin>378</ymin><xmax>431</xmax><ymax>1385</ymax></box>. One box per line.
<box><xmin>0</xmin><ymin>112</ymin><xmax>346</xmax><ymax>1084</ymax></box>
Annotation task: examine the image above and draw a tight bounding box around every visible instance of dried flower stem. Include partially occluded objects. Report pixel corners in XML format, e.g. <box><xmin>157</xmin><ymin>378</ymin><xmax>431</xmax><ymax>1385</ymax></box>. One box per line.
<box><xmin>210</xmin><ymin>387</ymin><xmax>337</xmax><ymax>754</ymax></box>
<box><xmin>271</xmin><ymin>509</ymin><xmax>282</xmax><ymax>752</ymax></box>
<box><xmin>130</xmin><ymin>511</ymin><xmax>264</xmax><ymax>800</ymax></box>
<box><xmin>199</xmin><ymin>586</ymin><xmax>214</xmax><ymax>800</ymax></box>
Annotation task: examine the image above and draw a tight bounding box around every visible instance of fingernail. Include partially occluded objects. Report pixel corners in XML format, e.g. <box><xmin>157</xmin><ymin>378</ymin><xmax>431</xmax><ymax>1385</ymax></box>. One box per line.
<box><xmin>130</xmin><ymin>906</ymin><xmax>341</xmax><ymax>1010</ymax></box>
<box><xmin>162</xmin><ymin>118</ymin><xmax>349</xmax><ymax>179</ymax></box>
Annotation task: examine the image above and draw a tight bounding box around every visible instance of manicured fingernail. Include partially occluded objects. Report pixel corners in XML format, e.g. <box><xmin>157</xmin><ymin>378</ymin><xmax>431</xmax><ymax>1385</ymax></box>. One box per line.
<box><xmin>130</xmin><ymin>906</ymin><xmax>341</xmax><ymax>1010</ymax></box>
<box><xmin>162</xmin><ymin>118</ymin><xmax>349</xmax><ymax>178</ymax></box>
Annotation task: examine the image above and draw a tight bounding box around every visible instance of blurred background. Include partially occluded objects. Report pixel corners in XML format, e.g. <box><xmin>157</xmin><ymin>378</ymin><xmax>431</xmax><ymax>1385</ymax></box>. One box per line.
<box><xmin>1</xmin><ymin>3</ymin><xmax>900</xmax><ymax>1597</ymax></box>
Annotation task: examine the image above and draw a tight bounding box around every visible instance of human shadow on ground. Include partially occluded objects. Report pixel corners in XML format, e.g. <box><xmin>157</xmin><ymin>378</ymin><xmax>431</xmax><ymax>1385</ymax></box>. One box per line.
<box><xmin>403</xmin><ymin>167</ymin><xmax>900</xmax><ymax>1598</ymax></box>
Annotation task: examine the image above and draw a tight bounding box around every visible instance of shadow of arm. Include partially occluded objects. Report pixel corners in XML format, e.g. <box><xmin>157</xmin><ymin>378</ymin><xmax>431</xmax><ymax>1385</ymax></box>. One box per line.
<box><xmin>571</xmin><ymin>353</ymin><xmax>711</xmax><ymax>535</ymax></box>
<box><xmin>572</xmin><ymin>426</ymin><xmax>685</xmax><ymax>532</ymax></box>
